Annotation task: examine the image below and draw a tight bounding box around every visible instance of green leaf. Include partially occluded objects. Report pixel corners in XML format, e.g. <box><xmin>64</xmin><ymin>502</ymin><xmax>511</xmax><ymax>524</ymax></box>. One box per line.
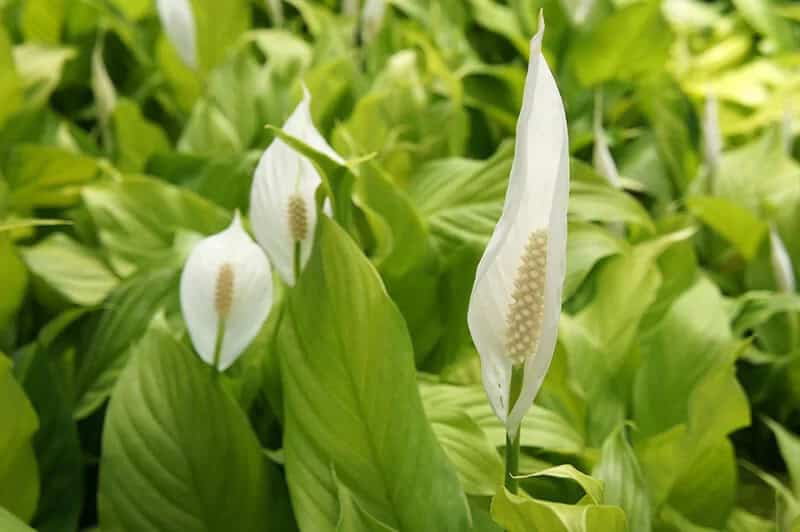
<box><xmin>0</xmin><ymin>507</ymin><xmax>34</xmax><ymax>532</ymax></box>
<box><xmin>731</xmin><ymin>291</ymin><xmax>800</xmax><ymax>335</ymax></box>
<box><xmin>20</xmin><ymin>0</ymin><xmax>66</xmax><ymax>44</ymax></box>
<box><xmin>764</xmin><ymin>419</ymin><xmax>800</xmax><ymax>496</ymax></box>
<box><xmin>570</xmin><ymin>1</ymin><xmax>672</xmax><ymax>86</ymax></box>
<box><xmin>0</xmin><ymin>28</ymin><xmax>22</xmax><ymax>128</ymax></box>
<box><xmin>112</xmin><ymin>99</ymin><xmax>170</xmax><ymax>172</ymax></box>
<box><xmin>569</xmin><ymin>182</ymin><xmax>656</xmax><ymax>233</ymax></box>
<box><xmin>687</xmin><ymin>196</ymin><xmax>767</xmax><ymax>259</ymax></box>
<box><xmin>98</xmin><ymin>323</ymin><xmax>273</xmax><ymax>531</ymax></box>
<box><xmin>189</xmin><ymin>0</ymin><xmax>251</xmax><ymax>73</ymax></box>
<box><xmin>14</xmin><ymin>344</ymin><xmax>83</xmax><ymax>532</ymax></box>
<box><xmin>73</xmin><ymin>266</ymin><xmax>180</xmax><ymax>419</ymax></box>
<box><xmin>333</xmin><ymin>467</ymin><xmax>399</xmax><ymax>532</ymax></box>
<box><xmin>515</xmin><ymin>465</ymin><xmax>605</xmax><ymax>505</ymax></box>
<box><xmin>278</xmin><ymin>218</ymin><xmax>470</xmax><ymax>531</ymax></box>
<box><xmin>12</xmin><ymin>45</ymin><xmax>75</xmax><ymax>107</ymax></box>
<box><xmin>565</xmin><ymin>222</ymin><xmax>627</xmax><ymax>299</ymax></box>
<box><xmin>0</xmin><ymin>355</ymin><xmax>39</xmax><ymax>523</ymax></box>
<box><xmin>82</xmin><ymin>176</ymin><xmax>229</xmax><ymax>276</ymax></box>
<box><xmin>410</xmin><ymin>142</ymin><xmax>513</xmax><ymax>257</ymax></box>
<box><xmin>491</xmin><ymin>487</ymin><xmax>628</xmax><ymax>532</ymax></box>
<box><xmin>20</xmin><ymin>233</ymin><xmax>119</xmax><ymax>307</ymax></box>
<box><xmin>0</xmin><ymin>236</ymin><xmax>28</xmax><ymax>330</ymax></box>
<box><xmin>594</xmin><ymin>427</ymin><xmax>651</xmax><ymax>532</ymax></box>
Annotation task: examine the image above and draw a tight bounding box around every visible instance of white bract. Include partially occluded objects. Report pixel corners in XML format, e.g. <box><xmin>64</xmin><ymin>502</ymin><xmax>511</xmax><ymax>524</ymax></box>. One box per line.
<box><xmin>593</xmin><ymin>91</ymin><xmax>622</xmax><ymax>189</ymax></box>
<box><xmin>156</xmin><ymin>0</ymin><xmax>198</xmax><ymax>69</ymax></box>
<box><xmin>769</xmin><ymin>225</ymin><xmax>796</xmax><ymax>294</ymax></box>
<box><xmin>180</xmin><ymin>213</ymin><xmax>273</xmax><ymax>370</ymax></box>
<box><xmin>249</xmin><ymin>87</ymin><xmax>345</xmax><ymax>286</ymax></box>
<box><xmin>703</xmin><ymin>95</ymin><xmax>722</xmax><ymax>175</ymax></box>
<box><xmin>467</xmin><ymin>14</ymin><xmax>569</xmax><ymax>440</ymax></box>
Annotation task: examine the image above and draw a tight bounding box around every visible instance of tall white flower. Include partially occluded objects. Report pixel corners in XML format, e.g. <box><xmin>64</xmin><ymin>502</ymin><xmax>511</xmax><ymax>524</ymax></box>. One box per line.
<box><xmin>156</xmin><ymin>0</ymin><xmax>198</xmax><ymax>69</ymax></box>
<box><xmin>249</xmin><ymin>87</ymin><xmax>345</xmax><ymax>286</ymax></box>
<box><xmin>703</xmin><ymin>95</ymin><xmax>722</xmax><ymax>178</ymax></box>
<box><xmin>593</xmin><ymin>91</ymin><xmax>622</xmax><ymax>189</ymax></box>
<box><xmin>180</xmin><ymin>213</ymin><xmax>273</xmax><ymax>370</ymax></box>
<box><xmin>769</xmin><ymin>224</ymin><xmax>796</xmax><ymax>294</ymax></box>
<box><xmin>467</xmin><ymin>13</ymin><xmax>569</xmax><ymax>441</ymax></box>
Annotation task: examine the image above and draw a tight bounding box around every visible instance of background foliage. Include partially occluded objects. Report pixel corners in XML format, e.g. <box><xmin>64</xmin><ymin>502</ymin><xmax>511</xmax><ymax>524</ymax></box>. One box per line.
<box><xmin>1</xmin><ymin>0</ymin><xmax>799</xmax><ymax>530</ymax></box>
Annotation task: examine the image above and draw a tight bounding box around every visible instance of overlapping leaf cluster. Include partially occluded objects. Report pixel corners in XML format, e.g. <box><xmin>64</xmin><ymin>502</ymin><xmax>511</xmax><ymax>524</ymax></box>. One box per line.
<box><xmin>0</xmin><ymin>0</ymin><xmax>799</xmax><ymax>531</ymax></box>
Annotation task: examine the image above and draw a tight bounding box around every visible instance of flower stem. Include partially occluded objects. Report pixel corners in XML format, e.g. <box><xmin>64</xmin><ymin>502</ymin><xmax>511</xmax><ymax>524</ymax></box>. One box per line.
<box><xmin>293</xmin><ymin>240</ymin><xmax>301</xmax><ymax>284</ymax></box>
<box><xmin>211</xmin><ymin>317</ymin><xmax>225</xmax><ymax>374</ymax></box>
<box><xmin>504</xmin><ymin>364</ymin><xmax>524</xmax><ymax>494</ymax></box>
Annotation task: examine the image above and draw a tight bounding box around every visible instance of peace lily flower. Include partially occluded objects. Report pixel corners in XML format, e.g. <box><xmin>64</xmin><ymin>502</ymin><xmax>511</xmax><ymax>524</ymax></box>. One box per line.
<box><xmin>249</xmin><ymin>87</ymin><xmax>345</xmax><ymax>286</ymax></box>
<box><xmin>703</xmin><ymin>95</ymin><xmax>722</xmax><ymax>184</ymax></box>
<box><xmin>467</xmin><ymin>13</ymin><xmax>569</xmax><ymax>492</ymax></box>
<box><xmin>156</xmin><ymin>0</ymin><xmax>198</xmax><ymax>69</ymax></box>
<box><xmin>769</xmin><ymin>224</ymin><xmax>796</xmax><ymax>294</ymax></box>
<box><xmin>180</xmin><ymin>213</ymin><xmax>273</xmax><ymax>371</ymax></box>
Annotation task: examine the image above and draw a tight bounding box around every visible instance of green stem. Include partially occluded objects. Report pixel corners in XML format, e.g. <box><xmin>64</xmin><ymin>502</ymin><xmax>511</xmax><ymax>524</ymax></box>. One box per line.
<box><xmin>211</xmin><ymin>317</ymin><xmax>226</xmax><ymax>374</ymax></box>
<box><xmin>293</xmin><ymin>240</ymin><xmax>301</xmax><ymax>283</ymax></box>
<box><xmin>504</xmin><ymin>364</ymin><xmax>525</xmax><ymax>494</ymax></box>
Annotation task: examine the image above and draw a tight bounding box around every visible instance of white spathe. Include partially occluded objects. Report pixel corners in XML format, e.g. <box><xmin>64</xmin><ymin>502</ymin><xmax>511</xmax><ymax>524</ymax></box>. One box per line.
<box><xmin>769</xmin><ymin>224</ymin><xmax>796</xmax><ymax>294</ymax></box>
<box><xmin>180</xmin><ymin>213</ymin><xmax>273</xmax><ymax>370</ymax></box>
<box><xmin>467</xmin><ymin>13</ymin><xmax>569</xmax><ymax>440</ymax></box>
<box><xmin>249</xmin><ymin>87</ymin><xmax>344</xmax><ymax>286</ymax></box>
<box><xmin>156</xmin><ymin>0</ymin><xmax>198</xmax><ymax>69</ymax></box>
<box><xmin>593</xmin><ymin>91</ymin><xmax>622</xmax><ymax>189</ymax></box>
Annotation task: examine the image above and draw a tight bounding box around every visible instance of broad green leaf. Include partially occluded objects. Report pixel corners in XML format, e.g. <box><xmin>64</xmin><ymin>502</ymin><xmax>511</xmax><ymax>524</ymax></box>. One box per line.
<box><xmin>565</xmin><ymin>222</ymin><xmax>626</xmax><ymax>299</ymax></box>
<box><xmin>333</xmin><ymin>468</ymin><xmax>399</xmax><ymax>532</ymax></box>
<box><xmin>764</xmin><ymin>419</ymin><xmax>800</xmax><ymax>496</ymax></box>
<box><xmin>278</xmin><ymin>218</ymin><xmax>470</xmax><ymax>531</ymax></box>
<box><xmin>426</xmin><ymin>408</ymin><xmax>503</xmax><ymax>496</ymax></box>
<box><xmin>0</xmin><ymin>507</ymin><xmax>34</xmax><ymax>532</ymax></box>
<box><xmin>82</xmin><ymin>176</ymin><xmax>229</xmax><ymax>276</ymax></box>
<box><xmin>570</xmin><ymin>1</ymin><xmax>672</xmax><ymax>86</ymax></box>
<box><xmin>0</xmin><ymin>236</ymin><xmax>28</xmax><ymax>330</ymax></box>
<box><xmin>20</xmin><ymin>233</ymin><xmax>119</xmax><ymax>307</ymax></box>
<box><xmin>14</xmin><ymin>344</ymin><xmax>83</xmax><ymax>532</ymax></box>
<box><xmin>189</xmin><ymin>0</ymin><xmax>251</xmax><ymax>73</ymax></box>
<box><xmin>0</xmin><ymin>28</ymin><xmax>22</xmax><ymax>128</ymax></box>
<box><xmin>21</xmin><ymin>0</ymin><xmax>66</xmax><ymax>44</ymax></box>
<box><xmin>687</xmin><ymin>196</ymin><xmax>767</xmax><ymax>259</ymax></box>
<box><xmin>515</xmin><ymin>465</ymin><xmax>605</xmax><ymax>505</ymax></box>
<box><xmin>569</xmin><ymin>182</ymin><xmax>656</xmax><ymax>233</ymax></box>
<box><xmin>12</xmin><ymin>45</ymin><xmax>75</xmax><ymax>107</ymax></box>
<box><xmin>112</xmin><ymin>99</ymin><xmax>170</xmax><ymax>172</ymax></box>
<box><xmin>731</xmin><ymin>291</ymin><xmax>800</xmax><ymax>334</ymax></box>
<box><xmin>594</xmin><ymin>427</ymin><xmax>651</xmax><ymax>532</ymax></box>
<box><xmin>0</xmin><ymin>356</ymin><xmax>39</xmax><ymax>523</ymax></box>
<box><xmin>179</xmin><ymin>100</ymin><xmax>243</xmax><ymax>156</ymax></box>
<box><xmin>98</xmin><ymin>323</ymin><xmax>273</xmax><ymax>532</ymax></box>
<box><xmin>4</xmin><ymin>145</ymin><xmax>98</xmax><ymax>210</ymax></box>
<box><xmin>491</xmin><ymin>488</ymin><xmax>628</xmax><ymax>532</ymax></box>
<box><xmin>731</xmin><ymin>0</ymin><xmax>797</xmax><ymax>51</ymax></box>
<box><xmin>410</xmin><ymin>142</ymin><xmax>513</xmax><ymax>257</ymax></box>
<box><xmin>73</xmin><ymin>266</ymin><xmax>180</xmax><ymax>419</ymax></box>
<box><xmin>419</xmin><ymin>381</ymin><xmax>585</xmax><ymax>455</ymax></box>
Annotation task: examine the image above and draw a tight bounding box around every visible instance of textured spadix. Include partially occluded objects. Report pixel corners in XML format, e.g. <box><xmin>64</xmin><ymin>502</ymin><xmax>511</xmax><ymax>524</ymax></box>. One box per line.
<box><xmin>180</xmin><ymin>213</ymin><xmax>273</xmax><ymax>370</ymax></box>
<box><xmin>156</xmin><ymin>0</ymin><xmax>197</xmax><ymax>69</ymax></box>
<box><xmin>249</xmin><ymin>87</ymin><xmax>344</xmax><ymax>286</ymax></box>
<box><xmin>467</xmin><ymin>14</ymin><xmax>569</xmax><ymax>440</ymax></box>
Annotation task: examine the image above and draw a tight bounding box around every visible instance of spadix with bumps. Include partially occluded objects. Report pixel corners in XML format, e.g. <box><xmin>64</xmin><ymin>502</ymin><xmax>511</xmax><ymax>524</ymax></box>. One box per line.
<box><xmin>467</xmin><ymin>12</ymin><xmax>569</xmax><ymax>441</ymax></box>
<box><xmin>180</xmin><ymin>213</ymin><xmax>273</xmax><ymax>370</ymax></box>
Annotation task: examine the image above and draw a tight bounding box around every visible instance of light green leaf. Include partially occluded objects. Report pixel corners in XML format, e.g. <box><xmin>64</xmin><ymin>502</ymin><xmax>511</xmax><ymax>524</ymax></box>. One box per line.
<box><xmin>12</xmin><ymin>45</ymin><xmax>75</xmax><ymax>107</ymax></box>
<box><xmin>594</xmin><ymin>427</ymin><xmax>651</xmax><ymax>532</ymax></box>
<box><xmin>334</xmin><ymin>467</ymin><xmax>399</xmax><ymax>532</ymax></box>
<box><xmin>687</xmin><ymin>196</ymin><xmax>767</xmax><ymax>259</ymax></box>
<box><xmin>0</xmin><ymin>236</ymin><xmax>28</xmax><ymax>330</ymax></box>
<box><xmin>0</xmin><ymin>27</ymin><xmax>22</xmax><ymax>128</ymax></box>
<box><xmin>0</xmin><ymin>506</ymin><xmax>34</xmax><ymax>532</ymax></box>
<box><xmin>20</xmin><ymin>233</ymin><xmax>119</xmax><ymax>307</ymax></box>
<box><xmin>20</xmin><ymin>0</ymin><xmax>66</xmax><ymax>43</ymax></box>
<box><xmin>565</xmin><ymin>222</ymin><xmax>627</xmax><ymax>299</ymax></box>
<box><xmin>98</xmin><ymin>323</ymin><xmax>273</xmax><ymax>531</ymax></box>
<box><xmin>278</xmin><ymin>218</ymin><xmax>470</xmax><ymax>532</ymax></box>
<box><xmin>569</xmin><ymin>182</ymin><xmax>656</xmax><ymax>233</ymax></box>
<box><xmin>82</xmin><ymin>176</ymin><xmax>229</xmax><ymax>276</ymax></box>
<box><xmin>515</xmin><ymin>465</ymin><xmax>605</xmax><ymax>505</ymax></box>
<box><xmin>189</xmin><ymin>0</ymin><xmax>251</xmax><ymax>73</ymax></box>
<box><xmin>73</xmin><ymin>266</ymin><xmax>180</xmax><ymax>419</ymax></box>
<box><xmin>764</xmin><ymin>419</ymin><xmax>800</xmax><ymax>496</ymax></box>
<box><xmin>0</xmin><ymin>356</ymin><xmax>39</xmax><ymax>523</ymax></box>
<box><xmin>112</xmin><ymin>99</ymin><xmax>170</xmax><ymax>172</ymax></box>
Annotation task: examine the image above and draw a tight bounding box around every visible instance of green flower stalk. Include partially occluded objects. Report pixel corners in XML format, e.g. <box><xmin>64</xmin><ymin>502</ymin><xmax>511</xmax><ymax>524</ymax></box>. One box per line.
<box><xmin>467</xmin><ymin>12</ymin><xmax>569</xmax><ymax>495</ymax></box>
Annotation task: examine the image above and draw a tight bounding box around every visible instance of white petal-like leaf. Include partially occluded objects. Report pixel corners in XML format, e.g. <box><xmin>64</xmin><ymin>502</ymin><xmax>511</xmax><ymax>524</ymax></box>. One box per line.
<box><xmin>467</xmin><ymin>14</ymin><xmax>570</xmax><ymax>439</ymax></box>
<box><xmin>250</xmin><ymin>88</ymin><xmax>344</xmax><ymax>285</ymax></box>
<box><xmin>180</xmin><ymin>213</ymin><xmax>273</xmax><ymax>370</ymax></box>
<box><xmin>156</xmin><ymin>0</ymin><xmax>198</xmax><ymax>69</ymax></box>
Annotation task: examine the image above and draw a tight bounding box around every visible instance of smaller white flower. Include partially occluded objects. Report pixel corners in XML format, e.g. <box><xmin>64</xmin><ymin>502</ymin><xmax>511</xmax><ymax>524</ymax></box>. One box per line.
<box><xmin>156</xmin><ymin>0</ymin><xmax>198</xmax><ymax>69</ymax></box>
<box><xmin>249</xmin><ymin>87</ymin><xmax>345</xmax><ymax>286</ymax></box>
<box><xmin>703</xmin><ymin>95</ymin><xmax>722</xmax><ymax>176</ymax></box>
<box><xmin>180</xmin><ymin>213</ymin><xmax>273</xmax><ymax>370</ymax></box>
<box><xmin>592</xmin><ymin>91</ymin><xmax>622</xmax><ymax>189</ymax></box>
<box><xmin>769</xmin><ymin>224</ymin><xmax>796</xmax><ymax>294</ymax></box>
<box><xmin>361</xmin><ymin>0</ymin><xmax>386</xmax><ymax>44</ymax></box>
